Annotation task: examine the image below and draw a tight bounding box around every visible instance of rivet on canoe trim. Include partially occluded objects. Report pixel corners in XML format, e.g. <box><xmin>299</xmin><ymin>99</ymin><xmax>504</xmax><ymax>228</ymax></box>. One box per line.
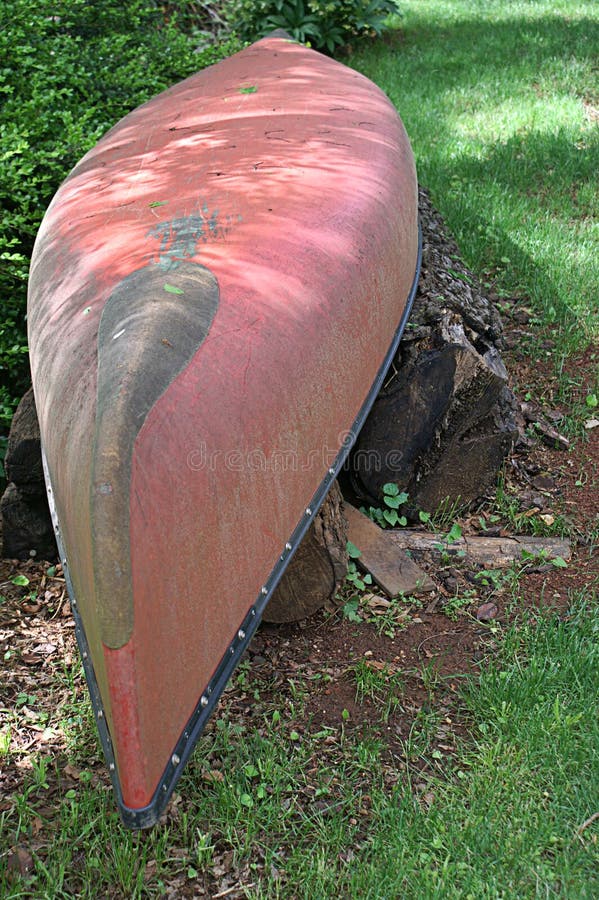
<box><xmin>171</xmin><ymin>754</ymin><xmax>180</xmax><ymax>766</ymax></box>
<box><xmin>238</xmin><ymin>629</ymin><xmax>246</xmax><ymax>640</ymax></box>
<box><xmin>200</xmin><ymin>696</ymin><xmax>208</xmax><ymax>707</ymax></box>
<box><xmin>230</xmin><ymin>646</ymin><xmax>235</xmax><ymax>655</ymax></box>
<box><xmin>285</xmin><ymin>542</ymin><xmax>292</xmax><ymax>551</ymax></box>
<box><xmin>329</xmin><ymin>467</ymin><xmax>335</xmax><ymax>476</ymax></box>
<box><xmin>261</xmin><ymin>587</ymin><xmax>268</xmax><ymax>595</ymax></box>
<box><xmin>306</xmin><ymin>507</ymin><xmax>312</xmax><ymax>516</ymax></box>
<box><xmin>98</xmin><ymin>710</ymin><xmax>103</xmax><ymax>719</ymax></box>
<box><xmin>109</xmin><ymin>763</ymin><xmax>115</xmax><ymax>771</ymax></box>
<box><xmin>82</xmin><ymin>651</ymin><xmax>88</xmax><ymax>659</ymax></box>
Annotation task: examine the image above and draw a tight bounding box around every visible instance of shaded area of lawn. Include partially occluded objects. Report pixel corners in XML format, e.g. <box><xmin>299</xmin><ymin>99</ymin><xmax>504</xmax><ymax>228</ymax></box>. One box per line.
<box><xmin>351</xmin><ymin>1</ymin><xmax>599</xmax><ymax>342</ymax></box>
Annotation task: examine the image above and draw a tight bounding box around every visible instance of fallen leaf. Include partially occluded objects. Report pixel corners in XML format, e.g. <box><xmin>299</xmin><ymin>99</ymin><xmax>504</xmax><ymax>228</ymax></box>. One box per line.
<box><xmin>22</xmin><ymin>600</ymin><xmax>41</xmax><ymax>614</ymax></box>
<box><xmin>366</xmin><ymin>595</ymin><xmax>391</xmax><ymax>609</ymax></box>
<box><xmin>144</xmin><ymin>859</ymin><xmax>158</xmax><ymax>881</ymax></box>
<box><xmin>523</xmin><ymin>507</ymin><xmax>541</xmax><ymax>518</ymax></box>
<box><xmin>365</xmin><ymin>660</ymin><xmax>399</xmax><ymax>675</ymax></box>
<box><xmin>539</xmin><ymin>514</ymin><xmax>555</xmax><ymax>526</ymax></box>
<box><xmin>7</xmin><ymin>846</ymin><xmax>33</xmax><ymax>876</ymax></box>
<box><xmin>32</xmin><ymin>643</ymin><xmax>57</xmax><ymax>655</ymax></box>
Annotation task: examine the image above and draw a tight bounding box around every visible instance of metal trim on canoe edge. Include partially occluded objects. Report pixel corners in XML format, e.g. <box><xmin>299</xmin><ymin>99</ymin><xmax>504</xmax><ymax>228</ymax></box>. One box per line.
<box><xmin>41</xmin><ymin>224</ymin><xmax>422</xmax><ymax>830</ymax></box>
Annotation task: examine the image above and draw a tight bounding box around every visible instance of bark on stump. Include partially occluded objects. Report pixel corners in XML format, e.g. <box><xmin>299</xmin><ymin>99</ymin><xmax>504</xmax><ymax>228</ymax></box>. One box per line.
<box><xmin>0</xmin><ymin>388</ymin><xmax>57</xmax><ymax>560</ymax></box>
<box><xmin>264</xmin><ymin>481</ymin><xmax>348</xmax><ymax>623</ymax></box>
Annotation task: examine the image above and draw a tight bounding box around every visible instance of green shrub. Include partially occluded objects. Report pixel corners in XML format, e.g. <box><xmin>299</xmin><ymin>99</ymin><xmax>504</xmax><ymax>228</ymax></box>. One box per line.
<box><xmin>0</xmin><ymin>0</ymin><xmax>240</xmax><ymax>431</ymax></box>
<box><xmin>224</xmin><ymin>0</ymin><xmax>401</xmax><ymax>54</ymax></box>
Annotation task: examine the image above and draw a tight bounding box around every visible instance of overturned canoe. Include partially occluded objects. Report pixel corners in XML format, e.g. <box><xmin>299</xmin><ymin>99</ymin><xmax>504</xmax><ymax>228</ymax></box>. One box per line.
<box><xmin>28</xmin><ymin>35</ymin><xmax>420</xmax><ymax>827</ymax></box>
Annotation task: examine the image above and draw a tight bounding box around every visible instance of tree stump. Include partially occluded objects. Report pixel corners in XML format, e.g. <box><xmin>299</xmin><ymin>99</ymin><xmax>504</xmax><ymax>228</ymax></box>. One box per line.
<box><xmin>0</xmin><ymin>388</ymin><xmax>57</xmax><ymax>560</ymax></box>
<box><xmin>264</xmin><ymin>481</ymin><xmax>348</xmax><ymax>623</ymax></box>
<box><xmin>346</xmin><ymin>187</ymin><xmax>519</xmax><ymax>515</ymax></box>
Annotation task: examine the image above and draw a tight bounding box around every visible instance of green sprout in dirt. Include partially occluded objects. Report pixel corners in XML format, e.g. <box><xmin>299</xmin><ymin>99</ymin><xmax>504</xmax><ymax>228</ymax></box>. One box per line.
<box><xmin>352</xmin><ymin>659</ymin><xmax>404</xmax><ymax>723</ymax></box>
<box><xmin>341</xmin><ymin>541</ymin><xmax>371</xmax><ymax>622</ymax></box>
<box><xmin>433</xmin><ymin>521</ymin><xmax>466</xmax><ymax>563</ymax></box>
<box><xmin>345</xmin><ymin>541</ymin><xmax>372</xmax><ymax>591</ymax></box>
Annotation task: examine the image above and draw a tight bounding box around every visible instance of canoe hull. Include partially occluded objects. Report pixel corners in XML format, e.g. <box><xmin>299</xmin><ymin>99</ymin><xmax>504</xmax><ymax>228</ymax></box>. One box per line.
<box><xmin>29</xmin><ymin>36</ymin><xmax>420</xmax><ymax>826</ymax></box>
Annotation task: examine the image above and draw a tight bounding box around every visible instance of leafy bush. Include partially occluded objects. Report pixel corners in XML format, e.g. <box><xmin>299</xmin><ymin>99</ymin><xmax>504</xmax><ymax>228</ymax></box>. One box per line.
<box><xmin>0</xmin><ymin>0</ymin><xmax>240</xmax><ymax>432</ymax></box>
<box><xmin>225</xmin><ymin>0</ymin><xmax>401</xmax><ymax>54</ymax></box>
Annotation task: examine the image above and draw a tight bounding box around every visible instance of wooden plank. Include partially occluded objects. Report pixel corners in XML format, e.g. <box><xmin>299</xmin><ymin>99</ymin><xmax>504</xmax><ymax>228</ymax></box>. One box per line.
<box><xmin>386</xmin><ymin>529</ymin><xmax>571</xmax><ymax>566</ymax></box>
<box><xmin>344</xmin><ymin>503</ymin><xmax>435</xmax><ymax>597</ymax></box>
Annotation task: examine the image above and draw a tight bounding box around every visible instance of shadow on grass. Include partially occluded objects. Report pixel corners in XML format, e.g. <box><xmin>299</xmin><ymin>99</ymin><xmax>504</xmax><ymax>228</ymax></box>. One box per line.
<box><xmin>383</xmin><ymin>11</ymin><xmax>599</xmax><ymax>95</ymax></box>
<box><xmin>352</xmin><ymin>8</ymin><xmax>599</xmax><ymax>340</ymax></box>
<box><xmin>424</xmin><ymin>124</ymin><xmax>598</xmax><ymax>332</ymax></box>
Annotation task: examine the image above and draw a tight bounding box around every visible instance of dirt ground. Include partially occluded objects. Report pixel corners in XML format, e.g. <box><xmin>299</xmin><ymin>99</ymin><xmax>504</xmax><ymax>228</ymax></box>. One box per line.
<box><xmin>0</xmin><ymin>308</ymin><xmax>597</xmax><ymax>893</ymax></box>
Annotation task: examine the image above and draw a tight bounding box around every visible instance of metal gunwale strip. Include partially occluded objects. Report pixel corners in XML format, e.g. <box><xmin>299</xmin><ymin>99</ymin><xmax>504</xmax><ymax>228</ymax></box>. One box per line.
<box><xmin>42</xmin><ymin>225</ymin><xmax>422</xmax><ymax>829</ymax></box>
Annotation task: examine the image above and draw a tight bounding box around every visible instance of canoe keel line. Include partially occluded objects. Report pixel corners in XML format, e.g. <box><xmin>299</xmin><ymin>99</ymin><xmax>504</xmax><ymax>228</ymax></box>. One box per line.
<box><xmin>30</xmin><ymin>36</ymin><xmax>421</xmax><ymax>827</ymax></box>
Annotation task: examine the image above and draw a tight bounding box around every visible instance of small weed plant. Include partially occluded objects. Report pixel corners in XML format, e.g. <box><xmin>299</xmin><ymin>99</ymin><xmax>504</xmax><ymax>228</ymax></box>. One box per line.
<box><xmin>362</xmin><ymin>482</ymin><xmax>409</xmax><ymax>528</ymax></box>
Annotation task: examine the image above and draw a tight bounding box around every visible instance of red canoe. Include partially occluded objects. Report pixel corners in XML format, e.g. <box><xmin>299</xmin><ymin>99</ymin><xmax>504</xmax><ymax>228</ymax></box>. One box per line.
<box><xmin>28</xmin><ymin>35</ymin><xmax>420</xmax><ymax>827</ymax></box>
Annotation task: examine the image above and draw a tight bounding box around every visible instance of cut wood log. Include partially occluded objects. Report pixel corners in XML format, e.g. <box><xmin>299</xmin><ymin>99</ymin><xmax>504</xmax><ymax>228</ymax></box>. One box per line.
<box><xmin>387</xmin><ymin>529</ymin><xmax>571</xmax><ymax>567</ymax></box>
<box><xmin>0</xmin><ymin>388</ymin><xmax>57</xmax><ymax>560</ymax></box>
<box><xmin>345</xmin><ymin>503</ymin><xmax>435</xmax><ymax>597</ymax></box>
<box><xmin>264</xmin><ymin>482</ymin><xmax>348</xmax><ymax>623</ymax></box>
<box><xmin>346</xmin><ymin>187</ymin><xmax>519</xmax><ymax>514</ymax></box>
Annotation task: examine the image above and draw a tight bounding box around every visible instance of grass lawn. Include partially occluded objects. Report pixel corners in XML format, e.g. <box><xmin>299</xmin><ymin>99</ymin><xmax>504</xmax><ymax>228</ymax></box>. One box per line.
<box><xmin>1</xmin><ymin>1</ymin><xmax>598</xmax><ymax>897</ymax></box>
<box><xmin>352</xmin><ymin>0</ymin><xmax>599</xmax><ymax>350</ymax></box>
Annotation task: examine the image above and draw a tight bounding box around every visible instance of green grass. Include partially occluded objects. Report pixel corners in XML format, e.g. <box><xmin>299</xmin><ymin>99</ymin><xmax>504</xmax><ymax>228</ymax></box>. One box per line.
<box><xmin>351</xmin><ymin>0</ymin><xmax>599</xmax><ymax>352</ymax></box>
<box><xmin>2</xmin><ymin>596</ymin><xmax>597</xmax><ymax>897</ymax></box>
<box><xmin>338</xmin><ymin>599</ymin><xmax>599</xmax><ymax>899</ymax></box>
